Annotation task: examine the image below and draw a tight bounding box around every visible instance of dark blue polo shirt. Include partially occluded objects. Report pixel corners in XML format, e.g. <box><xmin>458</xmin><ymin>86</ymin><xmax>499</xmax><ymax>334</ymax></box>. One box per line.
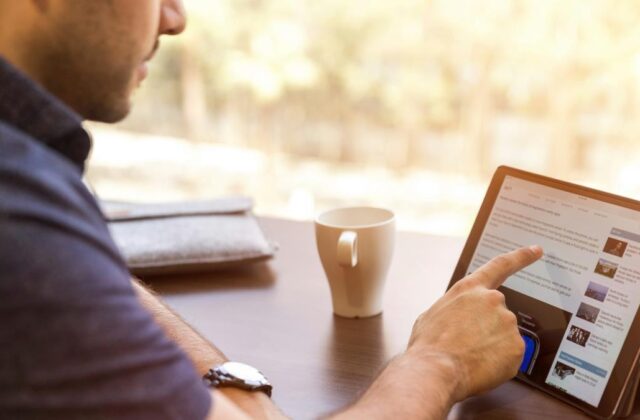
<box><xmin>0</xmin><ymin>57</ymin><xmax>211</xmax><ymax>418</ymax></box>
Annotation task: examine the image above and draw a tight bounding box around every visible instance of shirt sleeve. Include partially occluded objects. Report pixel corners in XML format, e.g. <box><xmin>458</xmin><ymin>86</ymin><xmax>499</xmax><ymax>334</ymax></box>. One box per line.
<box><xmin>0</xmin><ymin>129</ymin><xmax>212</xmax><ymax>419</ymax></box>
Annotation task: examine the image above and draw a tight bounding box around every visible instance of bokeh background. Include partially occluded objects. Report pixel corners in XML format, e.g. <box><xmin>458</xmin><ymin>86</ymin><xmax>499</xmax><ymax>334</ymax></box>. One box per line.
<box><xmin>86</xmin><ymin>0</ymin><xmax>640</xmax><ymax>236</ymax></box>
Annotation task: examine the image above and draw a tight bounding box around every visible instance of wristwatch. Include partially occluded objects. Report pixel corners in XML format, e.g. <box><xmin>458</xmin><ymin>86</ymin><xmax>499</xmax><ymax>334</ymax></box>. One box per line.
<box><xmin>203</xmin><ymin>362</ymin><xmax>272</xmax><ymax>397</ymax></box>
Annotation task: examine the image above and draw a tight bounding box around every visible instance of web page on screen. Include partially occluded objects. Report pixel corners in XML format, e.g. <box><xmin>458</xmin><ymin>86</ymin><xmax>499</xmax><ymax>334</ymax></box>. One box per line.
<box><xmin>468</xmin><ymin>176</ymin><xmax>640</xmax><ymax>406</ymax></box>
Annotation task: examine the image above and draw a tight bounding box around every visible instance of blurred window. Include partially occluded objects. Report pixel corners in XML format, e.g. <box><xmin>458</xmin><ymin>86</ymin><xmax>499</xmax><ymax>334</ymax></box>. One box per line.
<box><xmin>87</xmin><ymin>0</ymin><xmax>640</xmax><ymax>236</ymax></box>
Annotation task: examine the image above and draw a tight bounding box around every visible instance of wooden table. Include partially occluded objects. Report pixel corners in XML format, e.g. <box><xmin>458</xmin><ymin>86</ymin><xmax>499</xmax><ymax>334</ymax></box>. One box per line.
<box><xmin>146</xmin><ymin>217</ymin><xmax>636</xmax><ymax>419</ymax></box>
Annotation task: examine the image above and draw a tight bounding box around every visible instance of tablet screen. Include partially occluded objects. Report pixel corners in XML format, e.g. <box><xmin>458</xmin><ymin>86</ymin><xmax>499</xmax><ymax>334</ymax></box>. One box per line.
<box><xmin>466</xmin><ymin>174</ymin><xmax>640</xmax><ymax>408</ymax></box>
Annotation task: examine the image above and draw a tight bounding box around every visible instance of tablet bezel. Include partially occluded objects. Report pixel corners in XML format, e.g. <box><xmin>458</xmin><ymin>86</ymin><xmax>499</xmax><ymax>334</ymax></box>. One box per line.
<box><xmin>448</xmin><ymin>165</ymin><xmax>640</xmax><ymax>419</ymax></box>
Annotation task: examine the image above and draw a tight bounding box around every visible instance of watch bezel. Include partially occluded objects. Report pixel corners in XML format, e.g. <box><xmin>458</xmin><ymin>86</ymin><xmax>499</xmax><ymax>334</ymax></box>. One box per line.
<box><xmin>204</xmin><ymin>361</ymin><xmax>272</xmax><ymax>397</ymax></box>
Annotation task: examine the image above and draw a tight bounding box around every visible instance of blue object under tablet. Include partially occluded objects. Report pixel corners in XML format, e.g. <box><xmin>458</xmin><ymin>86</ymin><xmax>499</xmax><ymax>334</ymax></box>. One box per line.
<box><xmin>519</xmin><ymin>335</ymin><xmax>536</xmax><ymax>373</ymax></box>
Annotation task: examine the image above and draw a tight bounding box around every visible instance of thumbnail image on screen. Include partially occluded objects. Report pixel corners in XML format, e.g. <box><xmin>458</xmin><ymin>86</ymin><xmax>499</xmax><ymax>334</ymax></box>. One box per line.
<box><xmin>566</xmin><ymin>325</ymin><xmax>591</xmax><ymax>347</ymax></box>
<box><xmin>594</xmin><ymin>258</ymin><xmax>618</xmax><ymax>279</ymax></box>
<box><xmin>552</xmin><ymin>361</ymin><xmax>576</xmax><ymax>380</ymax></box>
<box><xmin>585</xmin><ymin>281</ymin><xmax>609</xmax><ymax>302</ymax></box>
<box><xmin>603</xmin><ymin>238</ymin><xmax>627</xmax><ymax>258</ymax></box>
<box><xmin>576</xmin><ymin>302</ymin><xmax>600</xmax><ymax>324</ymax></box>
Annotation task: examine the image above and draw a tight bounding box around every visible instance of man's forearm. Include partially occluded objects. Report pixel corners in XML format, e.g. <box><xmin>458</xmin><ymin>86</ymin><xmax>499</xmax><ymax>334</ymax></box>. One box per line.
<box><xmin>132</xmin><ymin>279</ymin><xmax>225</xmax><ymax>373</ymax></box>
<box><xmin>131</xmin><ymin>279</ymin><xmax>284</xmax><ymax>419</ymax></box>
<box><xmin>133</xmin><ymin>279</ymin><xmax>458</xmax><ymax>419</ymax></box>
<box><xmin>331</xmin><ymin>349</ymin><xmax>459</xmax><ymax>420</ymax></box>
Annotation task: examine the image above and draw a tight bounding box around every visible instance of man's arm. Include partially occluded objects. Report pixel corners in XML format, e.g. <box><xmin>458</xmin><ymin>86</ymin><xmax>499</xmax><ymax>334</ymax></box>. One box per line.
<box><xmin>330</xmin><ymin>350</ymin><xmax>458</xmax><ymax>419</ymax></box>
<box><xmin>132</xmin><ymin>280</ymin><xmax>223</xmax><ymax>373</ymax></box>
<box><xmin>333</xmin><ymin>245</ymin><xmax>542</xmax><ymax>419</ymax></box>
<box><xmin>135</xmin><ymin>245</ymin><xmax>542</xmax><ymax>420</ymax></box>
<box><xmin>132</xmin><ymin>280</ymin><xmax>284</xmax><ymax>420</ymax></box>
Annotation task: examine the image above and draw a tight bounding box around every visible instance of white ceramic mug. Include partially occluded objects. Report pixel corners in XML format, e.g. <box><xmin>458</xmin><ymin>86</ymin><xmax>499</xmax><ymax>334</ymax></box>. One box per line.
<box><xmin>315</xmin><ymin>207</ymin><xmax>395</xmax><ymax>318</ymax></box>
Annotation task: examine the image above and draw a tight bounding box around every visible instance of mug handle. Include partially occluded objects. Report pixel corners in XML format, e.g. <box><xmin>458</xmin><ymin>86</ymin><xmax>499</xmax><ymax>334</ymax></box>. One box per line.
<box><xmin>337</xmin><ymin>231</ymin><xmax>358</xmax><ymax>268</ymax></box>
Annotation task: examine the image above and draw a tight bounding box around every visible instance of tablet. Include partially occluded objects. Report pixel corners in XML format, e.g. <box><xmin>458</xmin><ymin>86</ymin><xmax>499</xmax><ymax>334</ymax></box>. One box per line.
<box><xmin>448</xmin><ymin>166</ymin><xmax>640</xmax><ymax>419</ymax></box>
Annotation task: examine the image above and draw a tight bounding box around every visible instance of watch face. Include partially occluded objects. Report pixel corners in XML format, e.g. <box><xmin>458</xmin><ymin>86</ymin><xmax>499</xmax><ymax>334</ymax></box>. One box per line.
<box><xmin>223</xmin><ymin>362</ymin><xmax>266</xmax><ymax>383</ymax></box>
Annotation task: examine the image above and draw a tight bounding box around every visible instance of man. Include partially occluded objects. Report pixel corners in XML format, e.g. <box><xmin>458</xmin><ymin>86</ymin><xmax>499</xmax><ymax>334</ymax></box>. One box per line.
<box><xmin>0</xmin><ymin>1</ymin><xmax>543</xmax><ymax>418</ymax></box>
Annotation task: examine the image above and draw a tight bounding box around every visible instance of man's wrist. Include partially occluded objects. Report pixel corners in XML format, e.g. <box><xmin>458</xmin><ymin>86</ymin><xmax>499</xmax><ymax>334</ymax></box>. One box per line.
<box><xmin>401</xmin><ymin>346</ymin><xmax>463</xmax><ymax>408</ymax></box>
<box><xmin>132</xmin><ymin>280</ymin><xmax>285</xmax><ymax>418</ymax></box>
<box><xmin>333</xmin><ymin>348</ymin><xmax>461</xmax><ymax>419</ymax></box>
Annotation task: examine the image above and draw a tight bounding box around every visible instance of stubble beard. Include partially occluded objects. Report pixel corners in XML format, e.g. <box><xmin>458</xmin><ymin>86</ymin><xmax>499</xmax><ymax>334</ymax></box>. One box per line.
<box><xmin>35</xmin><ymin>35</ymin><xmax>138</xmax><ymax>123</ymax></box>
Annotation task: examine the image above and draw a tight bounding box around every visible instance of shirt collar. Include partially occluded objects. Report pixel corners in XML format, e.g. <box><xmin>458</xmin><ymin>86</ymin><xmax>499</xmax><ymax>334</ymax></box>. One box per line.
<box><xmin>0</xmin><ymin>56</ymin><xmax>91</xmax><ymax>173</ymax></box>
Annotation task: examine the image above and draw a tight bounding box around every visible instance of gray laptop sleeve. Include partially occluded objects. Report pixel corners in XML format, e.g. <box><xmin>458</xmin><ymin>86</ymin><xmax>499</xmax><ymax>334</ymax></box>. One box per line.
<box><xmin>101</xmin><ymin>197</ymin><xmax>276</xmax><ymax>276</ymax></box>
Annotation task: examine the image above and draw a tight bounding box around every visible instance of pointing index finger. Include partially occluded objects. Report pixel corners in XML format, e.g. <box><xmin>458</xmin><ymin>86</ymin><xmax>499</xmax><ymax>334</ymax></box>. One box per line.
<box><xmin>473</xmin><ymin>245</ymin><xmax>543</xmax><ymax>289</ymax></box>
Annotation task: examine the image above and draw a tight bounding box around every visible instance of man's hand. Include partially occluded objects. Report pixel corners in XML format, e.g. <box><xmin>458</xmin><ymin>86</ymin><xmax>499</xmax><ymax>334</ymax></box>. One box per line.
<box><xmin>407</xmin><ymin>245</ymin><xmax>543</xmax><ymax>402</ymax></box>
<box><xmin>334</xmin><ymin>246</ymin><xmax>543</xmax><ymax>420</ymax></box>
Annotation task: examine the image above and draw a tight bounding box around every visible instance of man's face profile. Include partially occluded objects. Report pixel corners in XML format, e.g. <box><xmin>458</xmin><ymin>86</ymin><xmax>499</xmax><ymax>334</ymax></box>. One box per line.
<box><xmin>0</xmin><ymin>0</ymin><xmax>186</xmax><ymax>122</ymax></box>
